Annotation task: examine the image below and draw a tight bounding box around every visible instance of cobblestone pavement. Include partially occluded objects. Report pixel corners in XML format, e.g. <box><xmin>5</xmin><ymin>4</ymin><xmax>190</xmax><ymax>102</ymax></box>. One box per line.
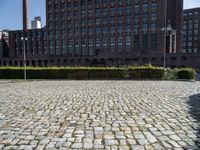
<box><xmin>0</xmin><ymin>81</ymin><xmax>200</xmax><ymax>150</ymax></box>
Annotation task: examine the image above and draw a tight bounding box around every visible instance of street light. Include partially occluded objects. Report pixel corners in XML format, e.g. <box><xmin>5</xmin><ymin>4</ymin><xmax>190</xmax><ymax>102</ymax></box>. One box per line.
<box><xmin>21</xmin><ymin>37</ymin><xmax>28</xmax><ymax>80</ymax></box>
<box><xmin>161</xmin><ymin>0</ymin><xmax>169</xmax><ymax>68</ymax></box>
<box><xmin>161</xmin><ymin>24</ymin><xmax>173</xmax><ymax>68</ymax></box>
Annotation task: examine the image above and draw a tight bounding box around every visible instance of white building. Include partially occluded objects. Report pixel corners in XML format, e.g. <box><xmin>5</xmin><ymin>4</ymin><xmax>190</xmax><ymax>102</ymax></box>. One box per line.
<box><xmin>31</xmin><ymin>17</ymin><xmax>42</xmax><ymax>29</ymax></box>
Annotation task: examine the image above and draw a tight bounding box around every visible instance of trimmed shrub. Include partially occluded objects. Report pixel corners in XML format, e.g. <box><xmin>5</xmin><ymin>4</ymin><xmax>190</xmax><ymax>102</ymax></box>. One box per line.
<box><xmin>0</xmin><ymin>67</ymin><xmax>23</xmax><ymax>79</ymax></box>
<box><xmin>88</xmin><ymin>68</ymin><xmax>125</xmax><ymax>79</ymax></box>
<box><xmin>177</xmin><ymin>68</ymin><xmax>195</xmax><ymax>80</ymax></box>
<box><xmin>67</xmin><ymin>68</ymin><xmax>88</xmax><ymax>79</ymax></box>
<box><xmin>128</xmin><ymin>66</ymin><xmax>165</xmax><ymax>79</ymax></box>
<box><xmin>0</xmin><ymin>66</ymin><xmax>195</xmax><ymax>80</ymax></box>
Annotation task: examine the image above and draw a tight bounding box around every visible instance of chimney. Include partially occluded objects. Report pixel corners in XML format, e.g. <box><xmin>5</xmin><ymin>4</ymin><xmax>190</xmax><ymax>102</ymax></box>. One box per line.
<box><xmin>23</xmin><ymin>0</ymin><xmax>29</xmax><ymax>30</ymax></box>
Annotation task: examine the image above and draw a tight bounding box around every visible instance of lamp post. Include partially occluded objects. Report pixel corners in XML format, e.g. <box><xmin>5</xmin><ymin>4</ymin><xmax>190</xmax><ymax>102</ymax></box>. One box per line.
<box><xmin>21</xmin><ymin>37</ymin><xmax>28</xmax><ymax>80</ymax></box>
<box><xmin>161</xmin><ymin>0</ymin><xmax>175</xmax><ymax>68</ymax></box>
<box><xmin>162</xmin><ymin>24</ymin><xmax>173</xmax><ymax>68</ymax></box>
<box><xmin>161</xmin><ymin>0</ymin><xmax>168</xmax><ymax>68</ymax></box>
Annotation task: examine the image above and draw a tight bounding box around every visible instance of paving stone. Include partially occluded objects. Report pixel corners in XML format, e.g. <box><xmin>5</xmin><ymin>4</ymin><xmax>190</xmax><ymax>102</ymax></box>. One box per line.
<box><xmin>137</xmin><ymin>138</ymin><xmax>149</xmax><ymax>145</ymax></box>
<box><xmin>119</xmin><ymin>145</ymin><xmax>129</xmax><ymax>150</ymax></box>
<box><xmin>93</xmin><ymin>144</ymin><xmax>104</xmax><ymax>149</ymax></box>
<box><xmin>119</xmin><ymin>139</ymin><xmax>127</xmax><ymax>145</ymax></box>
<box><xmin>127</xmin><ymin>139</ymin><xmax>137</xmax><ymax>145</ymax></box>
<box><xmin>104</xmin><ymin>134</ymin><xmax>115</xmax><ymax>140</ymax></box>
<box><xmin>162</xmin><ymin>130</ymin><xmax>176</xmax><ymax>135</ymax></box>
<box><xmin>0</xmin><ymin>145</ymin><xmax>4</xmax><ymax>149</ymax></box>
<box><xmin>71</xmin><ymin>143</ymin><xmax>83</xmax><ymax>149</ymax></box>
<box><xmin>18</xmin><ymin>145</ymin><xmax>30</xmax><ymax>149</ymax></box>
<box><xmin>168</xmin><ymin>140</ymin><xmax>182</xmax><ymax>148</ymax></box>
<box><xmin>134</xmin><ymin>132</ymin><xmax>145</xmax><ymax>139</ymax></box>
<box><xmin>35</xmin><ymin>145</ymin><xmax>45</xmax><ymax>150</ymax></box>
<box><xmin>62</xmin><ymin>142</ymin><xmax>71</xmax><ymax>147</ymax></box>
<box><xmin>83</xmin><ymin>138</ymin><xmax>93</xmax><ymax>143</ymax></box>
<box><xmin>152</xmin><ymin>143</ymin><xmax>165</xmax><ymax>149</ymax></box>
<box><xmin>170</xmin><ymin>135</ymin><xmax>182</xmax><ymax>141</ymax></box>
<box><xmin>94</xmin><ymin>139</ymin><xmax>102</xmax><ymax>145</ymax></box>
<box><xmin>105</xmin><ymin>140</ymin><xmax>119</xmax><ymax>146</ymax></box>
<box><xmin>4</xmin><ymin>146</ymin><xmax>19</xmax><ymax>150</ymax></box>
<box><xmin>132</xmin><ymin>145</ymin><xmax>145</xmax><ymax>150</ymax></box>
<box><xmin>18</xmin><ymin>140</ymin><xmax>30</xmax><ymax>145</ymax></box>
<box><xmin>83</xmin><ymin>143</ymin><xmax>93</xmax><ymax>149</ymax></box>
<box><xmin>144</xmin><ymin>132</ymin><xmax>157</xmax><ymax>144</ymax></box>
<box><xmin>111</xmin><ymin>145</ymin><xmax>118</xmax><ymax>150</ymax></box>
<box><xmin>145</xmin><ymin>145</ymin><xmax>154</xmax><ymax>150</ymax></box>
<box><xmin>161</xmin><ymin>141</ymin><xmax>173</xmax><ymax>148</ymax></box>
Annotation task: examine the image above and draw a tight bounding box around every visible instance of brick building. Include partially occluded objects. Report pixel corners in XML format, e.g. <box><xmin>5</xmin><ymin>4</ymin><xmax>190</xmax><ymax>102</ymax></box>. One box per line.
<box><xmin>182</xmin><ymin>7</ymin><xmax>200</xmax><ymax>53</ymax></box>
<box><xmin>46</xmin><ymin>0</ymin><xmax>183</xmax><ymax>56</ymax></box>
<box><xmin>8</xmin><ymin>29</ymin><xmax>46</xmax><ymax>66</ymax></box>
<box><xmin>3</xmin><ymin>0</ymin><xmax>200</xmax><ymax>68</ymax></box>
<box><xmin>0</xmin><ymin>31</ymin><xmax>9</xmax><ymax>59</ymax></box>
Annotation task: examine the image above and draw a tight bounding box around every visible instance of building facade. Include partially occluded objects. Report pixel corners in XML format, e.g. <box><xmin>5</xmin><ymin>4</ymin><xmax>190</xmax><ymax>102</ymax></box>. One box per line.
<box><xmin>182</xmin><ymin>8</ymin><xmax>200</xmax><ymax>53</ymax></box>
<box><xmin>0</xmin><ymin>31</ymin><xmax>9</xmax><ymax>59</ymax></box>
<box><xmin>46</xmin><ymin>0</ymin><xmax>183</xmax><ymax>57</ymax></box>
<box><xmin>0</xmin><ymin>33</ymin><xmax>3</xmax><ymax>58</ymax></box>
<box><xmin>8</xmin><ymin>29</ymin><xmax>47</xmax><ymax>66</ymax></box>
<box><xmin>4</xmin><ymin>0</ymin><xmax>198</xmax><ymax>68</ymax></box>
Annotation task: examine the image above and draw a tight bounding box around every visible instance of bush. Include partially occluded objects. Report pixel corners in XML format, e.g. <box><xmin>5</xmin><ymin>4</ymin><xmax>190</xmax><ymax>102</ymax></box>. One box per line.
<box><xmin>177</xmin><ymin>68</ymin><xmax>195</xmax><ymax>80</ymax></box>
<box><xmin>163</xmin><ymin>68</ymin><xmax>178</xmax><ymax>80</ymax></box>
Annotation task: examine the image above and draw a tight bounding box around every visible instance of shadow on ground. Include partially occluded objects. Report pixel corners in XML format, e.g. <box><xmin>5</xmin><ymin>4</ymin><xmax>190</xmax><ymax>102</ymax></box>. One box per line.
<box><xmin>187</xmin><ymin>94</ymin><xmax>200</xmax><ymax>149</ymax></box>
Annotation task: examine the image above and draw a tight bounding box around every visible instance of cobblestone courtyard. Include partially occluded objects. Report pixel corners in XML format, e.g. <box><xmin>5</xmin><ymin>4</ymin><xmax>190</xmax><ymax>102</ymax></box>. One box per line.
<box><xmin>0</xmin><ymin>81</ymin><xmax>200</xmax><ymax>150</ymax></box>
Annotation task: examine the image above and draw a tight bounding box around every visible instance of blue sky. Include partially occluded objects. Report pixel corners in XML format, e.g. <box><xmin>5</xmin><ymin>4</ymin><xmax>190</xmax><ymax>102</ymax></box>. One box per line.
<box><xmin>0</xmin><ymin>0</ymin><xmax>200</xmax><ymax>30</ymax></box>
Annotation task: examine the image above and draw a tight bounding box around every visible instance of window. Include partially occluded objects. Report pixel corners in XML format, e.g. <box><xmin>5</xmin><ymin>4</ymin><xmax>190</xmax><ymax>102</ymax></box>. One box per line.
<box><xmin>126</xmin><ymin>36</ymin><xmax>131</xmax><ymax>49</ymax></box>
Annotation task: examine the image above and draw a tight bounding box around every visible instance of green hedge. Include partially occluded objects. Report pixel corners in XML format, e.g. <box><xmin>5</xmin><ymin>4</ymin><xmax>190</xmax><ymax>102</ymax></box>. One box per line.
<box><xmin>177</xmin><ymin>68</ymin><xmax>196</xmax><ymax>80</ymax></box>
<box><xmin>128</xmin><ymin>66</ymin><xmax>165</xmax><ymax>79</ymax></box>
<box><xmin>0</xmin><ymin>66</ymin><xmax>196</xmax><ymax>80</ymax></box>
